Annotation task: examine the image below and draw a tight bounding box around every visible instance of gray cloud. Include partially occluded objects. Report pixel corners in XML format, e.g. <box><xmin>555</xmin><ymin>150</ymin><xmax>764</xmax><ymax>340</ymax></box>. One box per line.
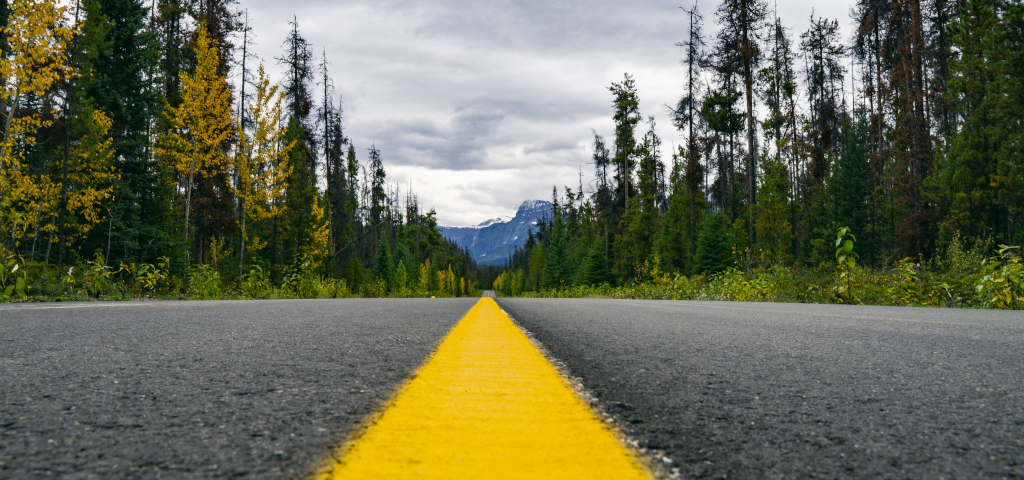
<box><xmin>241</xmin><ymin>0</ymin><xmax>852</xmax><ymax>225</ymax></box>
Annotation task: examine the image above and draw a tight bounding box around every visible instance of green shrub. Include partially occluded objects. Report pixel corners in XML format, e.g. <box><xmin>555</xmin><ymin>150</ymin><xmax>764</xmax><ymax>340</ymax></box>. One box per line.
<box><xmin>188</xmin><ymin>264</ymin><xmax>222</xmax><ymax>300</ymax></box>
<box><xmin>976</xmin><ymin>246</ymin><xmax>1023</xmax><ymax>310</ymax></box>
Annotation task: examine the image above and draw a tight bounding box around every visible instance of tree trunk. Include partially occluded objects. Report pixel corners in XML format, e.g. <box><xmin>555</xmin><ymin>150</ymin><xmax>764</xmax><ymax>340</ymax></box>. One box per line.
<box><xmin>184</xmin><ymin>169</ymin><xmax>194</xmax><ymax>270</ymax></box>
<box><xmin>238</xmin><ymin>203</ymin><xmax>245</xmax><ymax>295</ymax></box>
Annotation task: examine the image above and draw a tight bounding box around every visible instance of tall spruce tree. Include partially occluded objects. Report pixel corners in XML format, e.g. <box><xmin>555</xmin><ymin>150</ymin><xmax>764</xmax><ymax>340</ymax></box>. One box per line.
<box><xmin>714</xmin><ymin>0</ymin><xmax>768</xmax><ymax>253</ymax></box>
<box><xmin>800</xmin><ymin>15</ymin><xmax>846</xmax><ymax>186</ymax></box>
<box><xmin>928</xmin><ymin>0</ymin><xmax>1024</xmax><ymax>246</ymax></box>
<box><xmin>78</xmin><ymin>0</ymin><xmax>169</xmax><ymax>265</ymax></box>
<box><xmin>608</xmin><ymin>73</ymin><xmax>641</xmax><ymax>214</ymax></box>
<box><xmin>674</xmin><ymin>2</ymin><xmax>707</xmax><ymax>260</ymax></box>
<box><xmin>542</xmin><ymin>190</ymin><xmax>571</xmax><ymax>288</ymax></box>
<box><xmin>693</xmin><ymin>211</ymin><xmax>734</xmax><ymax>275</ymax></box>
<box><xmin>833</xmin><ymin>109</ymin><xmax>871</xmax><ymax>258</ymax></box>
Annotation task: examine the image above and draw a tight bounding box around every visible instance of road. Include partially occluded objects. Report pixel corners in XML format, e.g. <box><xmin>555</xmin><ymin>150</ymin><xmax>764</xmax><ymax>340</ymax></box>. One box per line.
<box><xmin>2</xmin><ymin>298</ymin><xmax>1022</xmax><ymax>478</ymax></box>
<box><xmin>0</xmin><ymin>299</ymin><xmax>476</xmax><ymax>478</ymax></box>
<box><xmin>497</xmin><ymin>299</ymin><xmax>1024</xmax><ymax>479</ymax></box>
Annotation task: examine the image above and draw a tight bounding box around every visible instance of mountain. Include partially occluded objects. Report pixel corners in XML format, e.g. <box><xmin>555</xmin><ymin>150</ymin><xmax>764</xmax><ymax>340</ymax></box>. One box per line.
<box><xmin>440</xmin><ymin>200</ymin><xmax>552</xmax><ymax>266</ymax></box>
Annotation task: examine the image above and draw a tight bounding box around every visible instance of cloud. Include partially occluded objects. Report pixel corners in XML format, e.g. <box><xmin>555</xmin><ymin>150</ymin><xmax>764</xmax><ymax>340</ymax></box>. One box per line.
<box><xmin>241</xmin><ymin>0</ymin><xmax>854</xmax><ymax>226</ymax></box>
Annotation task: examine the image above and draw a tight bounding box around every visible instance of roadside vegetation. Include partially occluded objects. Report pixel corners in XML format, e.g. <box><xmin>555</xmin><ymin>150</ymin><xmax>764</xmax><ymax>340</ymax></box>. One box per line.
<box><xmin>0</xmin><ymin>251</ymin><xmax>478</xmax><ymax>301</ymax></box>
<box><xmin>493</xmin><ymin>229</ymin><xmax>1023</xmax><ymax>309</ymax></box>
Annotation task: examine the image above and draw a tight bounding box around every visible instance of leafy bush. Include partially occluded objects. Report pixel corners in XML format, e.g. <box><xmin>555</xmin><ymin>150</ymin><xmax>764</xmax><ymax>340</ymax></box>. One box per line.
<box><xmin>360</xmin><ymin>279</ymin><xmax>387</xmax><ymax>298</ymax></box>
<box><xmin>84</xmin><ymin>252</ymin><xmax>116</xmax><ymax>297</ymax></box>
<box><xmin>1</xmin><ymin>253</ymin><xmax>27</xmax><ymax>299</ymax></box>
<box><xmin>187</xmin><ymin>264</ymin><xmax>222</xmax><ymax>299</ymax></box>
<box><xmin>281</xmin><ymin>253</ymin><xmax>340</xmax><ymax>298</ymax></box>
<box><xmin>976</xmin><ymin>246</ymin><xmax>1023</xmax><ymax>310</ymax></box>
<box><xmin>240</xmin><ymin>264</ymin><xmax>273</xmax><ymax>299</ymax></box>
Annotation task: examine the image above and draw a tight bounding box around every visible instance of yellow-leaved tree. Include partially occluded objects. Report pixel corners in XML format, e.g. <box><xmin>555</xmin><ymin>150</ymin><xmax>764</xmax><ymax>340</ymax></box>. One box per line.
<box><xmin>159</xmin><ymin>24</ymin><xmax>233</xmax><ymax>267</ymax></box>
<box><xmin>15</xmin><ymin>109</ymin><xmax>116</xmax><ymax>258</ymax></box>
<box><xmin>0</xmin><ymin>0</ymin><xmax>75</xmax><ymax>252</ymax></box>
<box><xmin>308</xmin><ymin>194</ymin><xmax>331</xmax><ymax>267</ymax></box>
<box><xmin>230</xmin><ymin>63</ymin><xmax>293</xmax><ymax>280</ymax></box>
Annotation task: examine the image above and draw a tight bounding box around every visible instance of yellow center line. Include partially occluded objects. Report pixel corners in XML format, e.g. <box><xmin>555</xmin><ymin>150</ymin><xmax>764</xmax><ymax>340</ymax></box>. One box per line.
<box><xmin>317</xmin><ymin>297</ymin><xmax>653</xmax><ymax>479</ymax></box>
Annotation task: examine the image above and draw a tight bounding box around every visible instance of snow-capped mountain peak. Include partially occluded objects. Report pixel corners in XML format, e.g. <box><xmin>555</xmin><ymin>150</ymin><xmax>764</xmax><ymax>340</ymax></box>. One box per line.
<box><xmin>439</xmin><ymin>200</ymin><xmax>553</xmax><ymax>265</ymax></box>
<box><xmin>474</xmin><ymin>215</ymin><xmax>514</xmax><ymax>228</ymax></box>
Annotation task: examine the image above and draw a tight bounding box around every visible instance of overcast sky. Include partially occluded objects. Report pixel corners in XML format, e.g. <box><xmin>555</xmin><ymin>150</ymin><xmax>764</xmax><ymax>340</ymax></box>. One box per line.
<box><xmin>240</xmin><ymin>0</ymin><xmax>852</xmax><ymax>227</ymax></box>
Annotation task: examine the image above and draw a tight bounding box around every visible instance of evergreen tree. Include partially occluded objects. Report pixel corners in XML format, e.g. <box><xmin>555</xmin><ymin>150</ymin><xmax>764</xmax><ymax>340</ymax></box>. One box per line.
<box><xmin>278</xmin><ymin>116</ymin><xmax>319</xmax><ymax>267</ymax></box>
<box><xmin>616</xmin><ymin>118</ymin><xmax>661</xmax><ymax>280</ymax></box>
<box><xmin>928</xmin><ymin>0</ymin><xmax>1023</xmax><ymax>247</ymax></box>
<box><xmin>660</xmin><ymin>148</ymin><xmax>694</xmax><ymax>273</ymax></box>
<box><xmin>833</xmin><ymin>110</ymin><xmax>871</xmax><ymax>254</ymax></box>
<box><xmin>575</xmin><ymin>236</ymin><xmax>609</xmax><ymax>286</ymax></box>
<box><xmin>693</xmin><ymin>211</ymin><xmax>733</xmax><ymax>275</ymax></box>
<box><xmin>608</xmin><ymin>73</ymin><xmax>641</xmax><ymax>213</ymax></box>
<box><xmin>755</xmin><ymin>153</ymin><xmax>793</xmax><ymax>263</ymax></box>
<box><xmin>674</xmin><ymin>2</ymin><xmax>708</xmax><ymax>261</ymax></box>
<box><xmin>368</xmin><ymin>144</ymin><xmax>386</xmax><ymax>225</ymax></box>
<box><xmin>542</xmin><ymin>191</ymin><xmax>570</xmax><ymax>288</ymax></box>
<box><xmin>799</xmin><ymin>15</ymin><xmax>846</xmax><ymax>186</ymax></box>
<box><xmin>701</xmin><ymin>87</ymin><xmax>744</xmax><ymax>215</ymax></box>
<box><xmin>375</xmin><ymin>234</ymin><xmax>393</xmax><ymax>290</ymax></box>
<box><xmin>72</xmin><ymin>0</ymin><xmax>169</xmax><ymax>265</ymax></box>
<box><xmin>714</xmin><ymin>0</ymin><xmax>769</xmax><ymax>251</ymax></box>
<box><xmin>277</xmin><ymin>16</ymin><xmax>316</xmax><ymax>179</ymax></box>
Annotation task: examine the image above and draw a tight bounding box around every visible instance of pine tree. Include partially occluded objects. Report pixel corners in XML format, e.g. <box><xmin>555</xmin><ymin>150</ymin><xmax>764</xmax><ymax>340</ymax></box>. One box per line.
<box><xmin>693</xmin><ymin>211</ymin><xmax>734</xmax><ymax>275</ymax></box>
<box><xmin>800</xmin><ymin>15</ymin><xmax>846</xmax><ymax>186</ymax></box>
<box><xmin>659</xmin><ymin>148</ymin><xmax>693</xmax><ymax>273</ymax></box>
<box><xmin>674</xmin><ymin>2</ymin><xmax>708</xmax><ymax>261</ymax></box>
<box><xmin>277</xmin><ymin>16</ymin><xmax>315</xmax><ymax>178</ymax></box>
<box><xmin>375</xmin><ymin>233</ymin><xmax>393</xmax><ymax>291</ymax></box>
<box><xmin>616</xmin><ymin>118</ymin><xmax>661</xmax><ymax>280</ymax></box>
<box><xmin>575</xmin><ymin>236</ymin><xmax>609</xmax><ymax>286</ymax></box>
<box><xmin>81</xmin><ymin>0</ymin><xmax>169</xmax><ymax>265</ymax></box>
<box><xmin>542</xmin><ymin>191</ymin><xmax>570</xmax><ymax>288</ymax></box>
<box><xmin>701</xmin><ymin>87</ymin><xmax>743</xmax><ymax>215</ymax></box>
<box><xmin>278</xmin><ymin>116</ymin><xmax>319</xmax><ymax>267</ymax></box>
<box><xmin>755</xmin><ymin>153</ymin><xmax>792</xmax><ymax>263</ymax></box>
<box><xmin>928</xmin><ymin>0</ymin><xmax>1023</xmax><ymax>246</ymax></box>
<box><xmin>714</xmin><ymin>0</ymin><xmax>769</xmax><ymax>252</ymax></box>
<box><xmin>608</xmin><ymin>73</ymin><xmax>641</xmax><ymax>213</ymax></box>
<box><xmin>394</xmin><ymin>258</ymin><xmax>408</xmax><ymax>294</ymax></box>
<box><xmin>155</xmin><ymin>0</ymin><xmax>187</xmax><ymax>108</ymax></box>
<box><xmin>368</xmin><ymin>144</ymin><xmax>386</xmax><ymax>225</ymax></box>
<box><xmin>833</xmin><ymin>109</ymin><xmax>871</xmax><ymax>256</ymax></box>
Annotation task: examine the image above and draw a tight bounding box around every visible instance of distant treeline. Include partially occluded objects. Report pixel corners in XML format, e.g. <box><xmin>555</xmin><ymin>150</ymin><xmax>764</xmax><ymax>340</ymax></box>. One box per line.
<box><xmin>0</xmin><ymin>0</ymin><xmax>476</xmax><ymax>298</ymax></box>
<box><xmin>494</xmin><ymin>0</ymin><xmax>1023</xmax><ymax>297</ymax></box>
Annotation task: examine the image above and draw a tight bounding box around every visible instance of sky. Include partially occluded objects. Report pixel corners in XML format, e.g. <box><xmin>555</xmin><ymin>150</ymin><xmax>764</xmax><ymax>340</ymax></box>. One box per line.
<box><xmin>240</xmin><ymin>0</ymin><xmax>853</xmax><ymax>227</ymax></box>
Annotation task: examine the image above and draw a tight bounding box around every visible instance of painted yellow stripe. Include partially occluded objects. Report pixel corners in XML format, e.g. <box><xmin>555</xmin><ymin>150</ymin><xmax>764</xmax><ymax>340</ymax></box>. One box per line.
<box><xmin>317</xmin><ymin>297</ymin><xmax>653</xmax><ymax>480</ymax></box>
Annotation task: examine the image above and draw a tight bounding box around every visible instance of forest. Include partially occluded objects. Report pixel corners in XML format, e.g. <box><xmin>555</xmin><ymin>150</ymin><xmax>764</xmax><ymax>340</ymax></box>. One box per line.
<box><xmin>0</xmin><ymin>0</ymin><xmax>477</xmax><ymax>299</ymax></box>
<box><xmin>1</xmin><ymin>0</ymin><xmax>1021</xmax><ymax>307</ymax></box>
<box><xmin>490</xmin><ymin>0</ymin><xmax>1024</xmax><ymax>308</ymax></box>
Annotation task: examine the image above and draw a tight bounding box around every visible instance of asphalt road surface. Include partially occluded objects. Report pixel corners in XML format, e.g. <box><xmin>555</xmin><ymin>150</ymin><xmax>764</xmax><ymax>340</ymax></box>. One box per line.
<box><xmin>2</xmin><ymin>298</ymin><xmax>1022</xmax><ymax>479</ymax></box>
<box><xmin>497</xmin><ymin>299</ymin><xmax>1024</xmax><ymax>479</ymax></box>
<box><xmin>0</xmin><ymin>299</ymin><xmax>476</xmax><ymax>478</ymax></box>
